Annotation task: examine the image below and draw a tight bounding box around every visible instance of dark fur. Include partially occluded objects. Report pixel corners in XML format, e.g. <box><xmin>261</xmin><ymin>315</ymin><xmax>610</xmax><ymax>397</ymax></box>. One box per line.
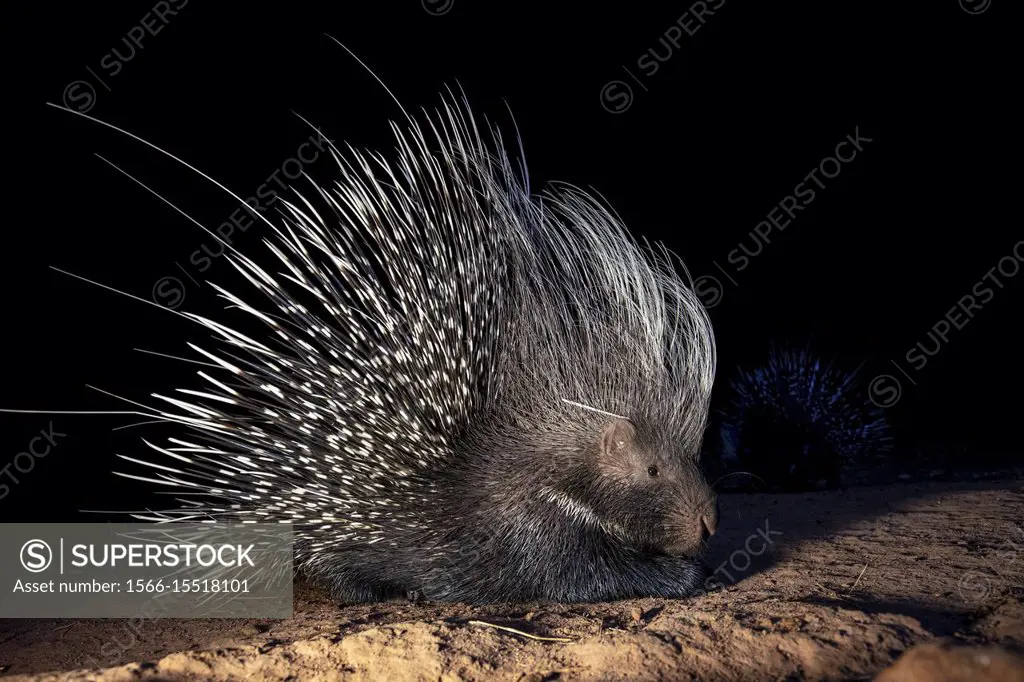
<box><xmin>315</xmin><ymin>418</ymin><xmax>717</xmax><ymax>604</ymax></box>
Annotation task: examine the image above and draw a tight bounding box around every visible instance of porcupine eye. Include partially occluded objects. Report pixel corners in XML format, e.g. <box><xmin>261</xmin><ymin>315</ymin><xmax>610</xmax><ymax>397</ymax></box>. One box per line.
<box><xmin>647</xmin><ymin>466</ymin><xmax>659</xmax><ymax>477</ymax></box>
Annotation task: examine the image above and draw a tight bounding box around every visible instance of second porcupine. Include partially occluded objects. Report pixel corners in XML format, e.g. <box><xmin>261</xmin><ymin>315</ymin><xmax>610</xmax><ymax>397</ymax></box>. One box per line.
<box><xmin>716</xmin><ymin>344</ymin><xmax>893</xmax><ymax>492</ymax></box>
<box><xmin>78</xmin><ymin>92</ymin><xmax>720</xmax><ymax>604</ymax></box>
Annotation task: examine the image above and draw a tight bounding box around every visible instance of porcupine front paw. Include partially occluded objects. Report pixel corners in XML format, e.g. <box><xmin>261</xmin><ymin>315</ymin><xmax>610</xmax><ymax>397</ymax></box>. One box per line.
<box><xmin>642</xmin><ymin>555</ymin><xmax>708</xmax><ymax>598</ymax></box>
<box><xmin>564</xmin><ymin>555</ymin><xmax>708</xmax><ymax>601</ymax></box>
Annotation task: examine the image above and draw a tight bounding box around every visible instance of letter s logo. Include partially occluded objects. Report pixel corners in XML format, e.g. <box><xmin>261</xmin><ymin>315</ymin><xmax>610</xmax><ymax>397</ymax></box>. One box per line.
<box><xmin>20</xmin><ymin>539</ymin><xmax>53</xmax><ymax>572</ymax></box>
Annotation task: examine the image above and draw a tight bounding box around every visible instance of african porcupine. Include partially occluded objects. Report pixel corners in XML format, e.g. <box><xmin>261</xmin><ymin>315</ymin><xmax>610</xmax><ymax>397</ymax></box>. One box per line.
<box><xmin>51</xmin><ymin>91</ymin><xmax>719</xmax><ymax>604</ymax></box>
<box><xmin>716</xmin><ymin>344</ymin><xmax>892</xmax><ymax>492</ymax></box>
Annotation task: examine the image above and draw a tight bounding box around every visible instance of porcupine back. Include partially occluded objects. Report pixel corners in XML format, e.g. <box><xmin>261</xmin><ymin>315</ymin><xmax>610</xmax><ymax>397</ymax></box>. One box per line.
<box><xmin>106</xmin><ymin>93</ymin><xmax>716</xmax><ymax>600</ymax></box>
<box><xmin>717</xmin><ymin>344</ymin><xmax>891</xmax><ymax>490</ymax></box>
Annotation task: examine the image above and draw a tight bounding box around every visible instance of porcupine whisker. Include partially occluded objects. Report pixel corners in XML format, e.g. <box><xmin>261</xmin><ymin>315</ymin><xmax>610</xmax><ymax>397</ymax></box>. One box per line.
<box><xmin>711</xmin><ymin>471</ymin><xmax>767</xmax><ymax>489</ymax></box>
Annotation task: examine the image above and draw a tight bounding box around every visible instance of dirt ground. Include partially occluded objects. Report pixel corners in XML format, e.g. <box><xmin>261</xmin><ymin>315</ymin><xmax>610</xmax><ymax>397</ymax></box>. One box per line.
<box><xmin>1</xmin><ymin>478</ymin><xmax>1021</xmax><ymax>681</ymax></box>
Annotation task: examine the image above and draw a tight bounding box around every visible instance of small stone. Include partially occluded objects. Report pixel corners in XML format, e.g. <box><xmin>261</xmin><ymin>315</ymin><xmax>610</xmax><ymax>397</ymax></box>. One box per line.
<box><xmin>519</xmin><ymin>674</ymin><xmax>546</xmax><ymax>682</ymax></box>
<box><xmin>777</xmin><ymin>616</ymin><xmax>801</xmax><ymax>631</ymax></box>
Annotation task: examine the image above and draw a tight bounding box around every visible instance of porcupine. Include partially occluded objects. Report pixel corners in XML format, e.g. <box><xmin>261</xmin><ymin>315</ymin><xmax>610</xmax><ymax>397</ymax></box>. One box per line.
<box><xmin>48</xmin><ymin>88</ymin><xmax>720</xmax><ymax>604</ymax></box>
<box><xmin>716</xmin><ymin>344</ymin><xmax>892</xmax><ymax>492</ymax></box>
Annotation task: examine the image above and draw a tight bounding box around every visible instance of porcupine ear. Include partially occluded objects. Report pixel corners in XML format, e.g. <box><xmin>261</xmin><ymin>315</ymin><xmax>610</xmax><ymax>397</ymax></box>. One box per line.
<box><xmin>601</xmin><ymin>419</ymin><xmax>635</xmax><ymax>454</ymax></box>
<box><xmin>598</xmin><ymin>419</ymin><xmax>637</xmax><ymax>472</ymax></box>
<box><xmin>596</xmin><ymin>419</ymin><xmax>642</xmax><ymax>480</ymax></box>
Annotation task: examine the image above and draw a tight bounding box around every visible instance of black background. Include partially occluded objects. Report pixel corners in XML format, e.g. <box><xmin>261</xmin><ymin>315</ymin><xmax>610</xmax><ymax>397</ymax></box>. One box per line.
<box><xmin>0</xmin><ymin>0</ymin><xmax>1017</xmax><ymax>521</ymax></box>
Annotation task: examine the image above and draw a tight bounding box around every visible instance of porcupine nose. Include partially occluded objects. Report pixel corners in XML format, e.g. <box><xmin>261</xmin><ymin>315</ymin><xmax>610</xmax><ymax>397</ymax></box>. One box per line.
<box><xmin>664</xmin><ymin>494</ymin><xmax>719</xmax><ymax>556</ymax></box>
<box><xmin>698</xmin><ymin>498</ymin><xmax>719</xmax><ymax>543</ymax></box>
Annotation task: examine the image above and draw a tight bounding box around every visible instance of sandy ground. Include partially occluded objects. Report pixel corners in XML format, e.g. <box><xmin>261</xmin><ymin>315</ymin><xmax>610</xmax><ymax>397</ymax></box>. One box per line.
<box><xmin>1</xmin><ymin>479</ymin><xmax>1021</xmax><ymax>681</ymax></box>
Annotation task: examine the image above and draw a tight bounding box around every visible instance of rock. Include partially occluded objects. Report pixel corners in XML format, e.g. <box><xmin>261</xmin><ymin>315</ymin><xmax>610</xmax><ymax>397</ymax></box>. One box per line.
<box><xmin>874</xmin><ymin>641</ymin><xmax>1024</xmax><ymax>682</ymax></box>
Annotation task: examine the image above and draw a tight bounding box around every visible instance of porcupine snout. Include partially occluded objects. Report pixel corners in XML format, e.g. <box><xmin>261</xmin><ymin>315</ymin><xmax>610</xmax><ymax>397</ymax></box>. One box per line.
<box><xmin>661</xmin><ymin>482</ymin><xmax>719</xmax><ymax>557</ymax></box>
